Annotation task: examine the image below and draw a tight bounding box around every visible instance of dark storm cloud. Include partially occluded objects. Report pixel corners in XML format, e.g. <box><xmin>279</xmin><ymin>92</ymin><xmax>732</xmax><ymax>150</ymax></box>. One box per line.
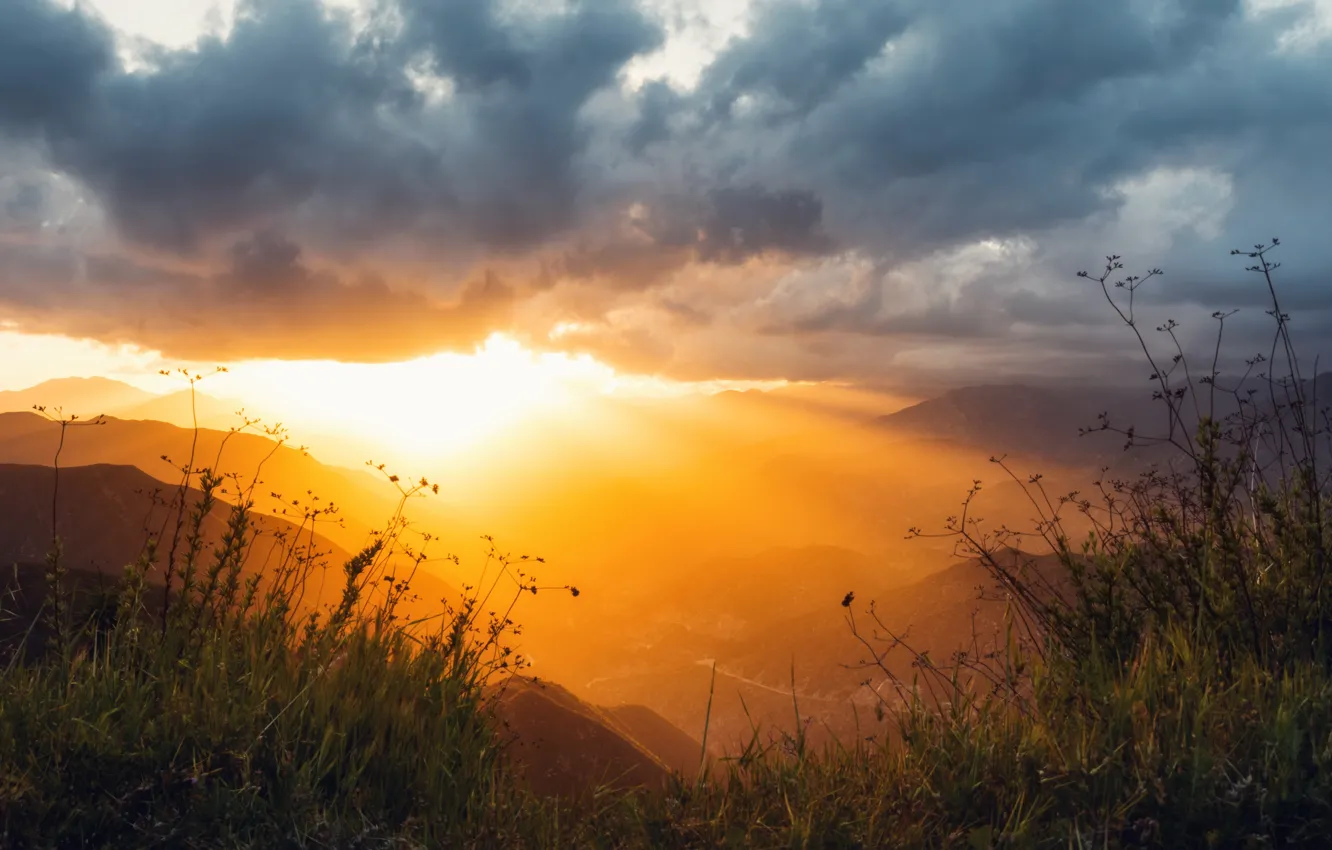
<box><xmin>0</xmin><ymin>181</ymin><xmax>46</xmax><ymax>233</ymax></box>
<box><xmin>773</xmin><ymin>0</ymin><xmax>1252</xmax><ymax>254</ymax></box>
<box><xmin>394</xmin><ymin>0</ymin><xmax>533</xmax><ymax>90</ymax></box>
<box><xmin>696</xmin><ymin>0</ymin><xmax>913</xmax><ymax>120</ymax></box>
<box><xmin>696</xmin><ymin>187</ymin><xmax>832</xmax><ymax>263</ymax></box>
<box><xmin>0</xmin><ymin>0</ymin><xmax>661</xmax><ymax>358</ymax></box>
<box><xmin>0</xmin><ymin>0</ymin><xmax>662</xmax><ymax>257</ymax></box>
<box><xmin>558</xmin><ymin>185</ymin><xmax>833</xmax><ymax>286</ymax></box>
<box><xmin>0</xmin><ymin>232</ymin><xmax>510</xmax><ymax>360</ymax></box>
<box><xmin>0</xmin><ymin>0</ymin><xmax>1329</xmax><ymax>376</ymax></box>
<box><xmin>786</xmin><ymin>299</ymin><xmax>997</xmax><ymax>339</ymax></box>
<box><xmin>393</xmin><ymin>0</ymin><xmax>663</xmax><ymax>247</ymax></box>
<box><xmin>626</xmin><ymin>80</ymin><xmax>681</xmax><ymax>154</ymax></box>
<box><xmin>659</xmin><ymin>0</ymin><xmax>1329</xmax><ymax>374</ymax></box>
<box><xmin>0</xmin><ymin>0</ymin><xmax>113</xmax><ymax>130</ymax></box>
<box><xmin>38</xmin><ymin>1</ymin><xmax>439</xmax><ymax>254</ymax></box>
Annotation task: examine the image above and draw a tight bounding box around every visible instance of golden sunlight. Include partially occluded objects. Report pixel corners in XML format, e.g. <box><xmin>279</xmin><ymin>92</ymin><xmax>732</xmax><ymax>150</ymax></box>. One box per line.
<box><xmin>212</xmin><ymin>334</ymin><xmax>621</xmax><ymax>456</ymax></box>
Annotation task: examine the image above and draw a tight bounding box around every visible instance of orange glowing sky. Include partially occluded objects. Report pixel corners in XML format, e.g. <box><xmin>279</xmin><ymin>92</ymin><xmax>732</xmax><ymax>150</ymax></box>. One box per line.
<box><xmin>0</xmin><ymin>328</ymin><xmax>788</xmax><ymax>457</ymax></box>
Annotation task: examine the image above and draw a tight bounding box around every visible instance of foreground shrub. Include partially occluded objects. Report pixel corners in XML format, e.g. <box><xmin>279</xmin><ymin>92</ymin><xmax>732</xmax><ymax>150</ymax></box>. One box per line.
<box><xmin>612</xmin><ymin>632</ymin><xmax>1332</xmax><ymax>848</ymax></box>
<box><xmin>0</xmin><ymin>610</ymin><xmax>499</xmax><ymax>845</ymax></box>
<box><xmin>0</xmin><ymin>411</ymin><xmax>555</xmax><ymax>848</ymax></box>
<box><xmin>958</xmin><ymin>241</ymin><xmax>1332</xmax><ymax>678</ymax></box>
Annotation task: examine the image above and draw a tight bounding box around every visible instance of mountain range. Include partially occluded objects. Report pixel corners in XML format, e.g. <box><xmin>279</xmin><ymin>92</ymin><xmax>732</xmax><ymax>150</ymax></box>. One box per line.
<box><xmin>3</xmin><ymin>372</ymin><xmax>1269</xmax><ymax>788</ymax></box>
<box><xmin>0</xmin><ymin>377</ymin><xmax>242</xmax><ymax>429</ymax></box>
<box><xmin>878</xmin><ymin>375</ymin><xmax>1332</xmax><ymax>472</ymax></box>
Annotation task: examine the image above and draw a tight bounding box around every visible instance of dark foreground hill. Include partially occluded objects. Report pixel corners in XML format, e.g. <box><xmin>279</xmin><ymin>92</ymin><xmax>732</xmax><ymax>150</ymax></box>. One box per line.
<box><xmin>0</xmin><ymin>462</ymin><xmax>352</xmax><ymax>587</ymax></box>
<box><xmin>0</xmin><ymin>462</ymin><xmax>696</xmax><ymax>801</ymax></box>
<box><xmin>491</xmin><ymin>677</ymin><xmax>702</xmax><ymax>797</ymax></box>
<box><xmin>0</xmin><ymin>411</ymin><xmax>446</xmax><ymax>556</ymax></box>
<box><xmin>0</xmin><ymin>460</ymin><xmax>460</xmax><ymax>624</ymax></box>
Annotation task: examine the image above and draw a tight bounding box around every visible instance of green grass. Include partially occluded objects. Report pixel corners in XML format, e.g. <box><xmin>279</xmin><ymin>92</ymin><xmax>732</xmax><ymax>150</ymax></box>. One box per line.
<box><xmin>16</xmin><ymin>628</ymin><xmax>1327</xmax><ymax>848</ymax></box>
<box><xmin>0</xmin><ymin>539</ymin><xmax>515</xmax><ymax>845</ymax></box>
<box><xmin>600</xmin><ymin>632</ymin><xmax>1332</xmax><ymax>848</ymax></box>
<box><xmin>0</xmin><ymin>450</ymin><xmax>557</xmax><ymax>847</ymax></box>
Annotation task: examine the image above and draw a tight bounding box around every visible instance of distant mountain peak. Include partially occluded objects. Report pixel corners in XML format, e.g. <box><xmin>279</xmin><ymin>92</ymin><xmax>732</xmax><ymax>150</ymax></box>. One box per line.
<box><xmin>0</xmin><ymin>377</ymin><xmax>158</xmax><ymax>418</ymax></box>
<box><xmin>878</xmin><ymin>382</ymin><xmax>1155</xmax><ymax>468</ymax></box>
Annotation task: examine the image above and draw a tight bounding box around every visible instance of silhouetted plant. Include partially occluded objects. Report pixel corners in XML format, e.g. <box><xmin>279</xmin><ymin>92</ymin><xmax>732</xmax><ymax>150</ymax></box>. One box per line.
<box><xmin>29</xmin><ymin>405</ymin><xmax>104</xmax><ymax>659</ymax></box>
<box><xmin>811</xmin><ymin>239</ymin><xmax>1332</xmax><ymax>845</ymax></box>
<box><xmin>0</xmin><ymin>380</ymin><xmax>578</xmax><ymax>846</ymax></box>
<box><xmin>845</xmin><ymin>241</ymin><xmax>1327</xmax><ymax>697</ymax></box>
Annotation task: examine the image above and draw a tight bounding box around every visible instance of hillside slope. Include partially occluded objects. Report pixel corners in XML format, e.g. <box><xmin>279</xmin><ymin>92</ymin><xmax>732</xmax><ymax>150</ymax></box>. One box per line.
<box><xmin>878</xmin><ymin>384</ymin><xmax>1155</xmax><ymax>469</ymax></box>
<box><xmin>0</xmin><ymin>411</ymin><xmax>454</xmax><ymax>556</ymax></box>
<box><xmin>0</xmin><ymin>462</ymin><xmax>353</xmax><ymax>580</ymax></box>
<box><xmin>491</xmin><ymin>677</ymin><xmax>700</xmax><ymax>796</ymax></box>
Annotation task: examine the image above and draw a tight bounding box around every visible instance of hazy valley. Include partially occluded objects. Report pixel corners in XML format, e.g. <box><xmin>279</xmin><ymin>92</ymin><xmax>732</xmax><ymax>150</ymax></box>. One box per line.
<box><xmin>0</xmin><ymin>373</ymin><xmax>1137</xmax><ymax>765</ymax></box>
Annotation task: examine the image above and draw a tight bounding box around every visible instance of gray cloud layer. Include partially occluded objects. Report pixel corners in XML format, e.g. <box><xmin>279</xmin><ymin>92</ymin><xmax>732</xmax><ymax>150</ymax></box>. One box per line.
<box><xmin>1</xmin><ymin>0</ymin><xmax>1329</xmax><ymax>382</ymax></box>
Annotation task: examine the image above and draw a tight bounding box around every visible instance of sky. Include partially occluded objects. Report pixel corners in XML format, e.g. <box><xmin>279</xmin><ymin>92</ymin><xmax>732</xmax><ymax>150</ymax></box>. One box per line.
<box><xmin>2</xmin><ymin>0</ymin><xmax>1332</xmax><ymax>394</ymax></box>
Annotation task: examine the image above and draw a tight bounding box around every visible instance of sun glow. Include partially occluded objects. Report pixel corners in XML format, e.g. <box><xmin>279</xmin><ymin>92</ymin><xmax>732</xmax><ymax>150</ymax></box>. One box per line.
<box><xmin>0</xmin><ymin>328</ymin><xmax>789</xmax><ymax>470</ymax></box>
<box><xmin>212</xmin><ymin>334</ymin><xmax>620</xmax><ymax>457</ymax></box>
